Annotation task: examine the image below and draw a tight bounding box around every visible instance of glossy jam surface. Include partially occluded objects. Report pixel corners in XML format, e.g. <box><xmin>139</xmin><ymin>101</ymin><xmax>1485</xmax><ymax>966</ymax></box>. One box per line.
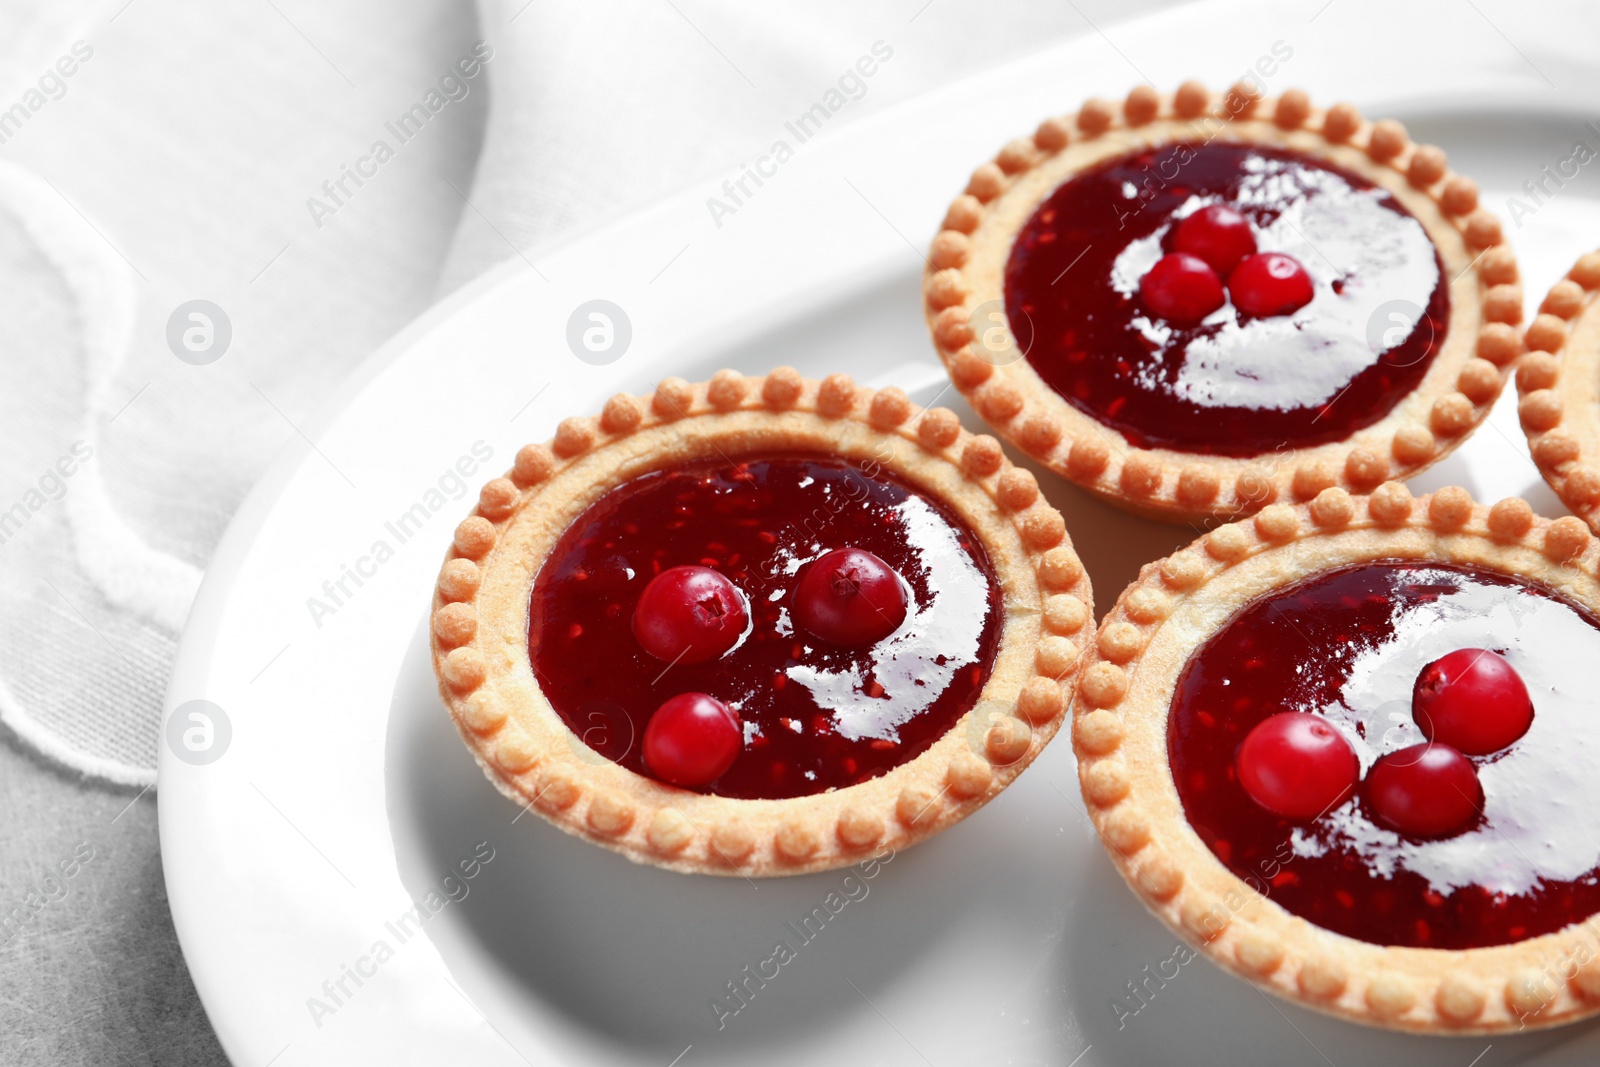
<box><xmin>529</xmin><ymin>455</ymin><xmax>1003</xmax><ymax>800</ymax></box>
<box><xmin>1169</xmin><ymin>561</ymin><xmax>1600</xmax><ymax>949</ymax></box>
<box><xmin>1004</xmin><ymin>142</ymin><xmax>1447</xmax><ymax>456</ymax></box>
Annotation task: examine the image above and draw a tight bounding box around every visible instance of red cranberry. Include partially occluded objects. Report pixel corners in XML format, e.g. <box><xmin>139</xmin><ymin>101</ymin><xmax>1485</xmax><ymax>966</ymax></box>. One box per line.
<box><xmin>1365</xmin><ymin>743</ymin><xmax>1483</xmax><ymax>839</ymax></box>
<box><xmin>792</xmin><ymin>547</ymin><xmax>908</xmax><ymax>646</ymax></box>
<box><xmin>632</xmin><ymin>565</ymin><xmax>748</xmax><ymax>665</ymax></box>
<box><xmin>1173</xmin><ymin>204</ymin><xmax>1257</xmax><ymax>276</ymax></box>
<box><xmin>1139</xmin><ymin>253</ymin><xmax>1225</xmax><ymax>325</ymax></box>
<box><xmin>1236</xmin><ymin>712</ymin><xmax>1359</xmax><ymax>820</ymax></box>
<box><xmin>1413</xmin><ymin>648</ymin><xmax>1533</xmax><ymax>755</ymax></box>
<box><xmin>643</xmin><ymin>692</ymin><xmax>742</xmax><ymax>787</ymax></box>
<box><xmin>1228</xmin><ymin>252</ymin><xmax>1314</xmax><ymax>317</ymax></box>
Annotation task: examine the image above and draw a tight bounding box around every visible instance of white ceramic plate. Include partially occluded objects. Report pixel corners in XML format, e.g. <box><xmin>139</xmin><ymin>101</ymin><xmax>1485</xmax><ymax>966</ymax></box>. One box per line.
<box><xmin>161</xmin><ymin>2</ymin><xmax>1600</xmax><ymax>1063</ymax></box>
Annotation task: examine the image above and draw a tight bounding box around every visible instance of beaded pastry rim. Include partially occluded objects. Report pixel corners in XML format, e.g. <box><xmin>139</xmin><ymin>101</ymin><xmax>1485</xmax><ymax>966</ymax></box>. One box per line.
<box><xmin>429</xmin><ymin>369</ymin><xmax>1094</xmax><ymax>877</ymax></box>
<box><xmin>1518</xmin><ymin>249</ymin><xmax>1600</xmax><ymax>533</ymax></box>
<box><xmin>922</xmin><ymin>82</ymin><xmax>1524</xmax><ymax>525</ymax></box>
<box><xmin>1071</xmin><ymin>482</ymin><xmax>1600</xmax><ymax>1033</ymax></box>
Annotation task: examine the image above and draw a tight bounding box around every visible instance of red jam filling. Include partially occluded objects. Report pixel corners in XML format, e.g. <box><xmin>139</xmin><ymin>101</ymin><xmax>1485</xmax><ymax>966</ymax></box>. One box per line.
<box><xmin>528</xmin><ymin>454</ymin><xmax>1003</xmax><ymax>800</ymax></box>
<box><xmin>1004</xmin><ymin>142</ymin><xmax>1447</xmax><ymax>456</ymax></box>
<box><xmin>1170</xmin><ymin>561</ymin><xmax>1600</xmax><ymax>949</ymax></box>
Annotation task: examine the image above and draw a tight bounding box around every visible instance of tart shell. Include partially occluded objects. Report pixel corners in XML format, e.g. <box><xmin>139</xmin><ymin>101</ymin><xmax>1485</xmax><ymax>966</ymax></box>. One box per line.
<box><xmin>924</xmin><ymin>83</ymin><xmax>1524</xmax><ymax>525</ymax></box>
<box><xmin>1519</xmin><ymin>249</ymin><xmax>1600</xmax><ymax>531</ymax></box>
<box><xmin>430</xmin><ymin>369</ymin><xmax>1093</xmax><ymax>877</ymax></box>
<box><xmin>1071</xmin><ymin>482</ymin><xmax>1600</xmax><ymax>1032</ymax></box>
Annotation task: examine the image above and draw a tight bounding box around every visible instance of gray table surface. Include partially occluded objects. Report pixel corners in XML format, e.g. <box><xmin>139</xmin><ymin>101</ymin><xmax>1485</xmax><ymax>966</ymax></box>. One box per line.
<box><xmin>1</xmin><ymin>732</ymin><xmax>224</xmax><ymax>1065</ymax></box>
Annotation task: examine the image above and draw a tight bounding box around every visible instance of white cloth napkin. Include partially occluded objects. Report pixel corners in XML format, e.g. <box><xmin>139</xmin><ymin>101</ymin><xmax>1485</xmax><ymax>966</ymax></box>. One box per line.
<box><xmin>0</xmin><ymin>0</ymin><xmax>492</xmax><ymax>783</ymax></box>
<box><xmin>1</xmin><ymin>0</ymin><xmax>1155</xmax><ymax>784</ymax></box>
<box><xmin>443</xmin><ymin>0</ymin><xmax>1147</xmax><ymax>289</ymax></box>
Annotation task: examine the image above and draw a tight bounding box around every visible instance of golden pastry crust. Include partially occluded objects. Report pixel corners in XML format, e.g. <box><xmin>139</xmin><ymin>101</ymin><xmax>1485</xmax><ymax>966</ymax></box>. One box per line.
<box><xmin>430</xmin><ymin>369</ymin><xmax>1093</xmax><ymax>877</ymax></box>
<box><xmin>924</xmin><ymin>82</ymin><xmax>1523</xmax><ymax>524</ymax></box>
<box><xmin>1072</xmin><ymin>482</ymin><xmax>1600</xmax><ymax>1033</ymax></box>
<box><xmin>1519</xmin><ymin>250</ymin><xmax>1600</xmax><ymax>531</ymax></box>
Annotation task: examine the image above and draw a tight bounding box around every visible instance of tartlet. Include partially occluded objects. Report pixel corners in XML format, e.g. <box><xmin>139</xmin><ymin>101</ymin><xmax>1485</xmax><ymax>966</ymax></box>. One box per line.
<box><xmin>430</xmin><ymin>369</ymin><xmax>1093</xmax><ymax>876</ymax></box>
<box><xmin>1519</xmin><ymin>249</ymin><xmax>1600</xmax><ymax>531</ymax></box>
<box><xmin>1072</xmin><ymin>482</ymin><xmax>1600</xmax><ymax>1032</ymax></box>
<box><xmin>923</xmin><ymin>82</ymin><xmax>1523</xmax><ymax>524</ymax></box>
